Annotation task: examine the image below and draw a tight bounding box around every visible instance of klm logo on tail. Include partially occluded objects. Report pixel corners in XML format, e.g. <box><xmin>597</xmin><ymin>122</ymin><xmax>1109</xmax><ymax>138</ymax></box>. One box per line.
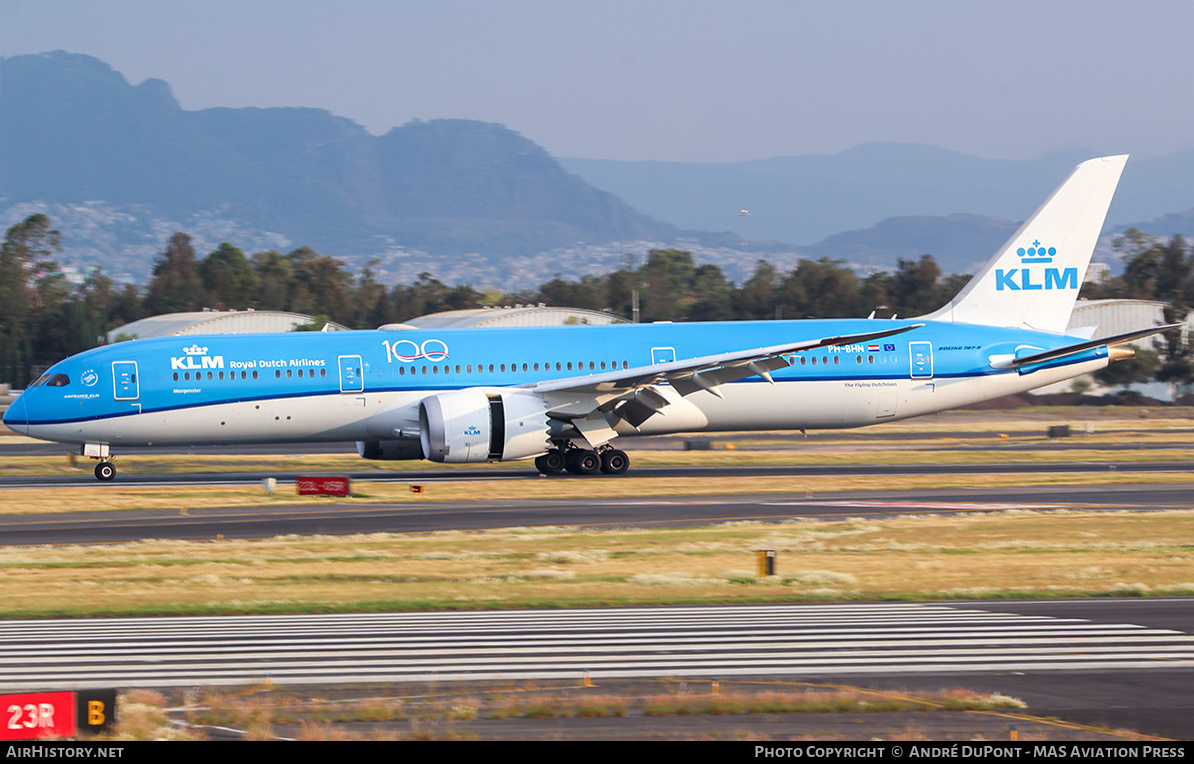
<box><xmin>995</xmin><ymin>240</ymin><xmax>1078</xmax><ymax>292</ymax></box>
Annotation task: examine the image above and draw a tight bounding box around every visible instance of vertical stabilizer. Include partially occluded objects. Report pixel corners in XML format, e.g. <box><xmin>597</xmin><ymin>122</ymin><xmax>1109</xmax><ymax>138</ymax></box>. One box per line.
<box><xmin>919</xmin><ymin>155</ymin><xmax>1127</xmax><ymax>333</ymax></box>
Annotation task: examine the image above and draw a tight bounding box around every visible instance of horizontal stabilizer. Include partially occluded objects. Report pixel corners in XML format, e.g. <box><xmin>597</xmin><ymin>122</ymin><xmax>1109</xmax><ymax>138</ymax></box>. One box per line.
<box><xmin>992</xmin><ymin>324</ymin><xmax>1180</xmax><ymax>369</ymax></box>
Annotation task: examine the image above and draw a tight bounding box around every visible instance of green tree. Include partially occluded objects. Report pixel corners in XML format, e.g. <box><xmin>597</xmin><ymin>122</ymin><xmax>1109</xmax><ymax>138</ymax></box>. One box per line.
<box><xmin>199</xmin><ymin>242</ymin><xmax>259</xmax><ymax>309</ymax></box>
<box><xmin>732</xmin><ymin>260</ymin><xmax>781</xmax><ymax>319</ymax></box>
<box><xmin>251</xmin><ymin>250</ymin><xmax>295</xmax><ymax>310</ymax></box>
<box><xmin>780</xmin><ymin>258</ymin><xmax>864</xmax><ymax>318</ymax></box>
<box><xmin>0</xmin><ymin>214</ymin><xmax>66</xmax><ymax>384</ymax></box>
<box><xmin>145</xmin><ymin>232</ymin><xmax>202</xmax><ymax>314</ymax></box>
<box><xmin>890</xmin><ymin>255</ymin><xmax>943</xmax><ymax>316</ymax></box>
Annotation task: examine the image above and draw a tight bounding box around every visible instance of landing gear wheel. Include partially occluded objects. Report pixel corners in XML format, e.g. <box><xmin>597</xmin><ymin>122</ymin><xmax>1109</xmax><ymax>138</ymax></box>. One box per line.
<box><xmin>600</xmin><ymin>449</ymin><xmax>630</xmax><ymax>474</ymax></box>
<box><xmin>94</xmin><ymin>462</ymin><xmax>116</xmax><ymax>481</ymax></box>
<box><xmin>535</xmin><ymin>450</ymin><xmax>566</xmax><ymax>474</ymax></box>
<box><xmin>564</xmin><ymin>449</ymin><xmax>601</xmax><ymax>475</ymax></box>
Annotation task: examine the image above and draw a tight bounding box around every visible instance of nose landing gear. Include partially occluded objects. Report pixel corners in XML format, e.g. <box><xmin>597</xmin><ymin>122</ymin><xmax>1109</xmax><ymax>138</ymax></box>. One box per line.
<box><xmin>83</xmin><ymin>443</ymin><xmax>116</xmax><ymax>481</ymax></box>
<box><xmin>94</xmin><ymin>461</ymin><xmax>116</xmax><ymax>481</ymax></box>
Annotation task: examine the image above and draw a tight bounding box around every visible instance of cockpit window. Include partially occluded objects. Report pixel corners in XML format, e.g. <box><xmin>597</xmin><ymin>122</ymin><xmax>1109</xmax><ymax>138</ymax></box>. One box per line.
<box><xmin>47</xmin><ymin>374</ymin><xmax>70</xmax><ymax>387</ymax></box>
<box><xmin>28</xmin><ymin>373</ymin><xmax>51</xmax><ymax>387</ymax></box>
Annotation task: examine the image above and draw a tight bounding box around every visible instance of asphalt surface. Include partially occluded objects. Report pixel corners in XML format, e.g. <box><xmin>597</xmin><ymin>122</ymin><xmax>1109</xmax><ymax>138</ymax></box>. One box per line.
<box><xmin>4</xmin><ymin>464</ymin><xmax>1194</xmax><ymax>545</ymax></box>
<box><xmin>3</xmin><ymin>600</ymin><xmax>1191</xmax><ymax>740</ymax></box>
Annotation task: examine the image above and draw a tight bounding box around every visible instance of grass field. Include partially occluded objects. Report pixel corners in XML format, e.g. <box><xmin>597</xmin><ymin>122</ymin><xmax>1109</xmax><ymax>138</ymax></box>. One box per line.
<box><xmin>3</xmin><ymin>509</ymin><xmax>1192</xmax><ymax>618</ymax></box>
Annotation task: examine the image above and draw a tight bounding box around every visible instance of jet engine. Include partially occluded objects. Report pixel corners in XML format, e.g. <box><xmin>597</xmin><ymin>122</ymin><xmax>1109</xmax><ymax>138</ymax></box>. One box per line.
<box><xmin>418</xmin><ymin>388</ymin><xmax>550</xmax><ymax>463</ymax></box>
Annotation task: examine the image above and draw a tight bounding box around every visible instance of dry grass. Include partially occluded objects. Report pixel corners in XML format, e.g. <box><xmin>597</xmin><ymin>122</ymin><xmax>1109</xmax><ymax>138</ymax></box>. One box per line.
<box><xmin>145</xmin><ymin>682</ymin><xmax>1031</xmax><ymax>741</ymax></box>
<box><xmin>2</xmin><ymin>510</ymin><xmax>1192</xmax><ymax>617</ymax></box>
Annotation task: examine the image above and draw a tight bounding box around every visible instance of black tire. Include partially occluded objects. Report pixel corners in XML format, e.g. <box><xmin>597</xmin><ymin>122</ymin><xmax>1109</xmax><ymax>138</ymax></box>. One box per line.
<box><xmin>600</xmin><ymin>449</ymin><xmax>630</xmax><ymax>474</ymax></box>
<box><xmin>535</xmin><ymin>450</ymin><xmax>566</xmax><ymax>474</ymax></box>
<box><xmin>565</xmin><ymin>449</ymin><xmax>601</xmax><ymax>475</ymax></box>
<box><xmin>94</xmin><ymin>462</ymin><xmax>116</xmax><ymax>481</ymax></box>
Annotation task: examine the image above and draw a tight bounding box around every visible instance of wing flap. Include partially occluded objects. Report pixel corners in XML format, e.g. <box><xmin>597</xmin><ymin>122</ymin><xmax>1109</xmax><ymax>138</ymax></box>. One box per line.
<box><xmin>528</xmin><ymin>323</ymin><xmax>924</xmax><ymax>397</ymax></box>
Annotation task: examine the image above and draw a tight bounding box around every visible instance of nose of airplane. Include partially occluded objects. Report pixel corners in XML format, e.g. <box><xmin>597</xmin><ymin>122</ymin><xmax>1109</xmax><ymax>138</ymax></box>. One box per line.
<box><xmin>2</xmin><ymin>392</ymin><xmax>27</xmax><ymax>436</ymax></box>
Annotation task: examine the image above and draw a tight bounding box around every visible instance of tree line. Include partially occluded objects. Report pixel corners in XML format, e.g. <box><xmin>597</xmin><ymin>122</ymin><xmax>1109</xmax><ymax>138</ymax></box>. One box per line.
<box><xmin>2</xmin><ymin>213</ymin><xmax>1191</xmax><ymax>393</ymax></box>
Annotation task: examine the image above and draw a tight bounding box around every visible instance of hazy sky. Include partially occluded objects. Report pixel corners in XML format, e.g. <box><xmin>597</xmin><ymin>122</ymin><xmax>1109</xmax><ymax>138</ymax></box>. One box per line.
<box><xmin>3</xmin><ymin>0</ymin><xmax>1192</xmax><ymax>162</ymax></box>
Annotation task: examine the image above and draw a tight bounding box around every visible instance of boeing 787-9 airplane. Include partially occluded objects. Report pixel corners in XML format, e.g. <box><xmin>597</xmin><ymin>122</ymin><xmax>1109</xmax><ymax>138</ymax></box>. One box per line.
<box><xmin>4</xmin><ymin>155</ymin><xmax>1169</xmax><ymax>480</ymax></box>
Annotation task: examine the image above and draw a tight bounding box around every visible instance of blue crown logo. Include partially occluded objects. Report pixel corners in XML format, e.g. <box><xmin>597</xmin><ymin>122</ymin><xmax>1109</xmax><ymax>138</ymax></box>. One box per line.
<box><xmin>1016</xmin><ymin>240</ymin><xmax>1056</xmax><ymax>264</ymax></box>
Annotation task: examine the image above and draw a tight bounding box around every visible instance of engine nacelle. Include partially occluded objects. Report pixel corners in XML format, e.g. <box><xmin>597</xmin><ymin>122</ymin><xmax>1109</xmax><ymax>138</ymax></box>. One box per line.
<box><xmin>419</xmin><ymin>388</ymin><xmax>549</xmax><ymax>463</ymax></box>
<box><xmin>356</xmin><ymin>439</ymin><xmax>423</xmax><ymax>461</ymax></box>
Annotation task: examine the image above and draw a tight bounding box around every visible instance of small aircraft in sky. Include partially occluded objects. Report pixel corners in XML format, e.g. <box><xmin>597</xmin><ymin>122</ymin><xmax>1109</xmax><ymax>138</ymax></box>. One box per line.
<box><xmin>5</xmin><ymin>155</ymin><xmax>1167</xmax><ymax>480</ymax></box>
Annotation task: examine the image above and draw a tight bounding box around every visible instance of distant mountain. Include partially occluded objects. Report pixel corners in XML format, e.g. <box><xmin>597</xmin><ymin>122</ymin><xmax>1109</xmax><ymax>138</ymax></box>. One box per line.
<box><xmin>0</xmin><ymin>52</ymin><xmax>685</xmax><ymax>282</ymax></box>
<box><xmin>800</xmin><ymin>214</ymin><xmax>1021</xmax><ymax>275</ymax></box>
<box><xmin>560</xmin><ymin>145</ymin><xmax>1194</xmax><ymax>264</ymax></box>
<box><xmin>8</xmin><ymin>52</ymin><xmax>1194</xmax><ymax>289</ymax></box>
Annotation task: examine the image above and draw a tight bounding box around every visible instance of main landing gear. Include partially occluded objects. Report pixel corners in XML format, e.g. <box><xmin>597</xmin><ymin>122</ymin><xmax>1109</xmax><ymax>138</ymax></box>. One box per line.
<box><xmin>535</xmin><ymin>445</ymin><xmax>630</xmax><ymax>476</ymax></box>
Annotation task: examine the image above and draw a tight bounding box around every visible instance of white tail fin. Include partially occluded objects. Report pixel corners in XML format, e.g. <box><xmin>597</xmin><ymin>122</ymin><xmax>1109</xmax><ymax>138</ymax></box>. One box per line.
<box><xmin>920</xmin><ymin>154</ymin><xmax>1128</xmax><ymax>333</ymax></box>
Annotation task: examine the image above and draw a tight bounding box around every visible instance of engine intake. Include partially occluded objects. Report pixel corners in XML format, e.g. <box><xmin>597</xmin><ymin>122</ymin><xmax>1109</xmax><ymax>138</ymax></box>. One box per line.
<box><xmin>419</xmin><ymin>389</ymin><xmax>549</xmax><ymax>463</ymax></box>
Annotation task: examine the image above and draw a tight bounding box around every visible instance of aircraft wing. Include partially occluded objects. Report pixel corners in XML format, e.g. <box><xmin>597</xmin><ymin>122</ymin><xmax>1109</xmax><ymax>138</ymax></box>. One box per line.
<box><xmin>524</xmin><ymin>323</ymin><xmax>923</xmax><ymax>430</ymax></box>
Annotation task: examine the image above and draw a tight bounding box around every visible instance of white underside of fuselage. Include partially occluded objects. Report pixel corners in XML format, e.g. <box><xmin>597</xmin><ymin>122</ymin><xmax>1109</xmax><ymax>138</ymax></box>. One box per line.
<box><xmin>25</xmin><ymin>358</ymin><xmax>1106</xmax><ymax>451</ymax></box>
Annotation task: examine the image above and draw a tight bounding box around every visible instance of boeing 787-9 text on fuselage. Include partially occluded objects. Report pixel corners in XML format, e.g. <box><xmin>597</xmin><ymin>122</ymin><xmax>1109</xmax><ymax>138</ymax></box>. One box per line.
<box><xmin>4</xmin><ymin>156</ymin><xmax>1170</xmax><ymax>480</ymax></box>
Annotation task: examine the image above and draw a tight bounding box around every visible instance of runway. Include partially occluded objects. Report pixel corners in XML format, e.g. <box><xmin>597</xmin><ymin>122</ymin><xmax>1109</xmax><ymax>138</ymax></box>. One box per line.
<box><xmin>4</xmin><ymin>477</ymin><xmax>1194</xmax><ymax>546</ymax></box>
<box><xmin>5</xmin><ymin>458</ymin><xmax>1194</xmax><ymax>490</ymax></box>
<box><xmin>3</xmin><ymin>600</ymin><xmax>1192</xmax><ymax>737</ymax></box>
